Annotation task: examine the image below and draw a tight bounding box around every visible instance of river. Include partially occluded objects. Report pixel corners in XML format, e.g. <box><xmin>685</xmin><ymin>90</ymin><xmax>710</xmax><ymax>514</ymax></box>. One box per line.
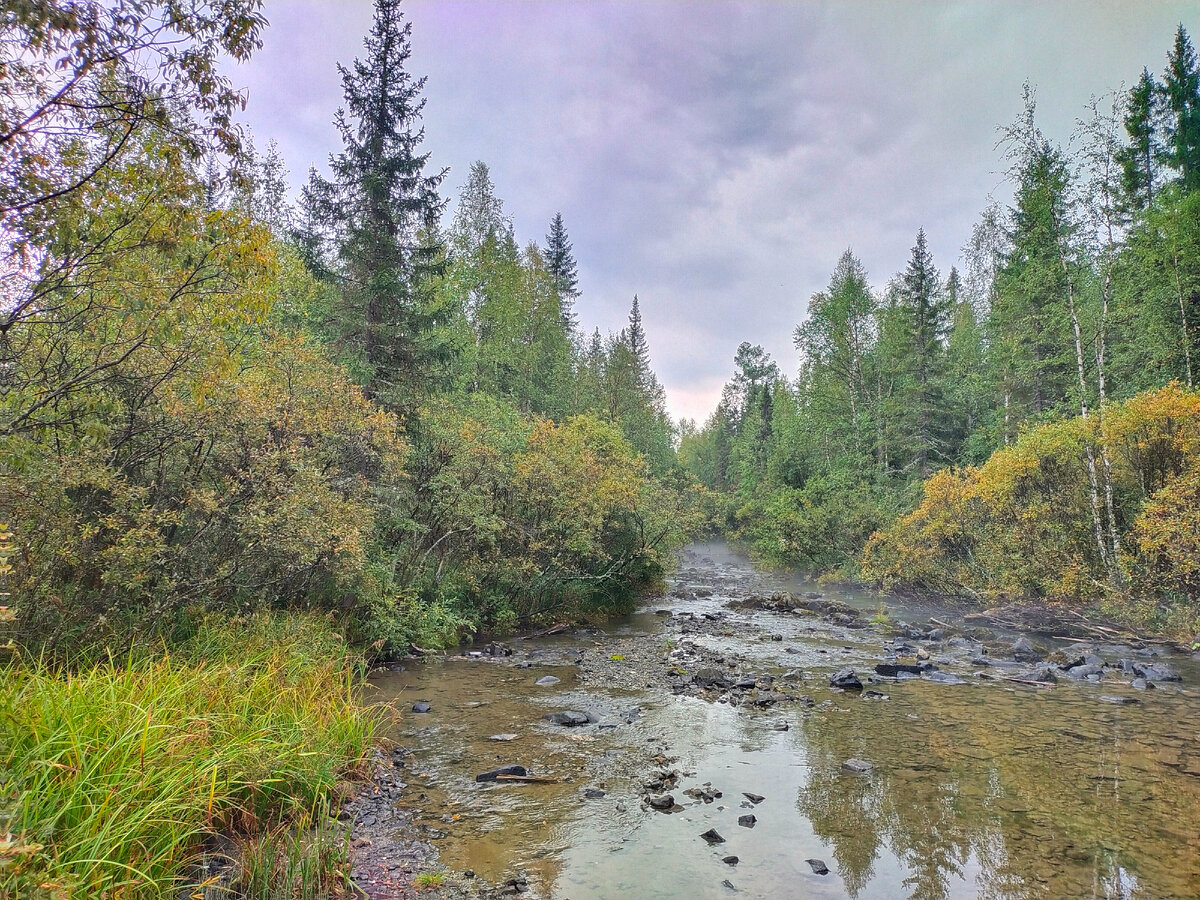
<box><xmin>367</xmin><ymin>541</ymin><xmax>1200</xmax><ymax>900</ymax></box>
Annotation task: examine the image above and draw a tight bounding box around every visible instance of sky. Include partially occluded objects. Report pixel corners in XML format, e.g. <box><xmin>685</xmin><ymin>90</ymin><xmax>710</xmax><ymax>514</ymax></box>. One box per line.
<box><xmin>226</xmin><ymin>0</ymin><xmax>1199</xmax><ymax>422</ymax></box>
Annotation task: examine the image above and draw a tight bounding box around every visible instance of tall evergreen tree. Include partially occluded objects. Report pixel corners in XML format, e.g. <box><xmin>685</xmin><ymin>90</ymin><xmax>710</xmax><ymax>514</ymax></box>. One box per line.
<box><xmin>301</xmin><ymin>0</ymin><xmax>447</xmax><ymax>409</ymax></box>
<box><xmin>896</xmin><ymin>228</ymin><xmax>949</xmax><ymax>476</ymax></box>
<box><xmin>545</xmin><ymin>212</ymin><xmax>581</xmax><ymax>332</ymax></box>
<box><xmin>1118</xmin><ymin>68</ymin><xmax>1164</xmax><ymax>213</ymax></box>
<box><xmin>1161</xmin><ymin>25</ymin><xmax>1200</xmax><ymax>190</ymax></box>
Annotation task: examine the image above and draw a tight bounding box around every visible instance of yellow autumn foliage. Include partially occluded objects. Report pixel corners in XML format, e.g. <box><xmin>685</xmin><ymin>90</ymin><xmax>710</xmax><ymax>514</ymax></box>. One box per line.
<box><xmin>863</xmin><ymin>384</ymin><xmax>1200</xmax><ymax>630</ymax></box>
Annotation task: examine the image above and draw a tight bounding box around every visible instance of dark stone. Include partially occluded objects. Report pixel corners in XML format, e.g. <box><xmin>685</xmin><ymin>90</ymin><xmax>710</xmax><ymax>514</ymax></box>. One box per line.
<box><xmin>1065</xmin><ymin>664</ymin><xmax>1104</xmax><ymax>680</ymax></box>
<box><xmin>737</xmin><ymin>814</ymin><xmax>757</xmax><ymax>827</ymax></box>
<box><xmin>862</xmin><ymin>689</ymin><xmax>890</xmax><ymax>700</ymax></box>
<box><xmin>695</xmin><ymin>668</ymin><xmax>731</xmax><ymax>689</ymax></box>
<box><xmin>723</xmin><ymin>855</ymin><xmax>739</xmax><ymax>866</ymax></box>
<box><xmin>875</xmin><ymin>663</ymin><xmax>927</xmax><ymax>677</ymax></box>
<box><xmin>1012</xmin><ymin>636</ymin><xmax>1042</xmax><ymax>662</ymax></box>
<box><xmin>742</xmin><ymin>792</ymin><xmax>765</xmax><ymax>804</ymax></box>
<box><xmin>1100</xmin><ymin>695</ymin><xmax>1138</xmax><ymax>705</ymax></box>
<box><xmin>475</xmin><ymin>765</ymin><xmax>528</xmax><ymax>783</ymax></box>
<box><xmin>534</xmin><ymin>675</ymin><xmax>560</xmax><ymax>686</ymax></box>
<box><xmin>542</xmin><ymin>711</ymin><xmax>591</xmax><ymax>726</ymax></box>
<box><xmin>648</xmin><ymin>794</ymin><xmax>674</xmax><ymax>810</ymax></box>
<box><xmin>1134</xmin><ymin>661</ymin><xmax>1182</xmax><ymax>682</ymax></box>
<box><xmin>411</xmin><ymin>701</ymin><xmax>432</xmax><ymax>713</ymax></box>
<box><xmin>829</xmin><ymin>668</ymin><xmax>863</xmax><ymax>691</ymax></box>
<box><xmin>806</xmin><ymin>859</ymin><xmax>830</xmax><ymax>875</ymax></box>
<box><xmin>583</xmin><ymin>788</ymin><xmax>605</xmax><ymax>799</ymax></box>
<box><xmin>1131</xmin><ymin>678</ymin><xmax>1153</xmax><ymax>691</ymax></box>
<box><xmin>734</xmin><ymin>676</ymin><xmax>757</xmax><ymax>689</ymax></box>
<box><xmin>700</xmin><ymin>828</ymin><xmax>726</xmax><ymax>844</ymax></box>
<box><xmin>842</xmin><ymin>758</ymin><xmax>873</xmax><ymax>774</ymax></box>
<box><xmin>926</xmin><ymin>628</ymin><xmax>944</xmax><ymax>640</ymax></box>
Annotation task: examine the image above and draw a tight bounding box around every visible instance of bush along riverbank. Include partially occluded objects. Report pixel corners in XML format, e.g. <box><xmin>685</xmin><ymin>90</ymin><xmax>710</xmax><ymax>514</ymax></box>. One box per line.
<box><xmin>1</xmin><ymin>615</ymin><xmax>379</xmax><ymax>900</ymax></box>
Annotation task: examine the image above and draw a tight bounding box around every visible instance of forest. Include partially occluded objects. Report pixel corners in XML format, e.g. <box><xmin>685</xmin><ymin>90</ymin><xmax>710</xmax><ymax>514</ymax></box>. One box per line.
<box><xmin>3</xmin><ymin>1</ymin><xmax>689</xmax><ymax>894</ymax></box>
<box><xmin>5</xmin><ymin>1</ymin><xmax>1200</xmax><ymax>897</ymax></box>
<box><xmin>680</xmin><ymin>26</ymin><xmax>1200</xmax><ymax>641</ymax></box>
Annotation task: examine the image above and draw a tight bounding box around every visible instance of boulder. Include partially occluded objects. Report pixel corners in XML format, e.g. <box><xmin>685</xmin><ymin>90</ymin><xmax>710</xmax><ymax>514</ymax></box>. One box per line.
<box><xmin>411</xmin><ymin>701</ymin><xmax>432</xmax><ymax>713</ymax></box>
<box><xmin>829</xmin><ymin>668</ymin><xmax>863</xmax><ymax>691</ymax></box>
<box><xmin>737</xmin><ymin>814</ymin><xmax>756</xmax><ymax>828</ymax></box>
<box><xmin>647</xmin><ymin>794</ymin><xmax>674</xmax><ymax>810</ymax></box>
<box><xmin>1012</xmin><ymin>636</ymin><xmax>1042</xmax><ymax>662</ymax></box>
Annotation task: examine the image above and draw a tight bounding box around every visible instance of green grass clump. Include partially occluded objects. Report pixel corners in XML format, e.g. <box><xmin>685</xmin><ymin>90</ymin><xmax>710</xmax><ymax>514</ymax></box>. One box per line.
<box><xmin>1</xmin><ymin>614</ymin><xmax>378</xmax><ymax>899</ymax></box>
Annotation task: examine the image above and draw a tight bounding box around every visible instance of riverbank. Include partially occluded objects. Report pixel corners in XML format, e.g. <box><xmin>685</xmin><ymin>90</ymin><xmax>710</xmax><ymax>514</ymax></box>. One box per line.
<box><xmin>356</xmin><ymin>541</ymin><xmax>1200</xmax><ymax>900</ymax></box>
<box><xmin>2</xmin><ymin>615</ymin><xmax>378</xmax><ymax>900</ymax></box>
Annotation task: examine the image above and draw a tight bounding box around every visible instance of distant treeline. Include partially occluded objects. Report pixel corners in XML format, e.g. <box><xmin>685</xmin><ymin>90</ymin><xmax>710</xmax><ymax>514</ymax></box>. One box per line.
<box><xmin>680</xmin><ymin>27</ymin><xmax>1200</xmax><ymax>638</ymax></box>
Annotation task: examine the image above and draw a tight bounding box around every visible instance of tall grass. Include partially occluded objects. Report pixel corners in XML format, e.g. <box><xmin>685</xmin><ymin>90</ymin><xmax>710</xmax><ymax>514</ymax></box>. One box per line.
<box><xmin>2</xmin><ymin>614</ymin><xmax>378</xmax><ymax>899</ymax></box>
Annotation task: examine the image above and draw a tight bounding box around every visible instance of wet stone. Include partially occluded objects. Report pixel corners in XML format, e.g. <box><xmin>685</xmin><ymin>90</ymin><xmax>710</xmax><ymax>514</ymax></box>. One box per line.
<box><xmin>806</xmin><ymin>859</ymin><xmax>830</xmax><ymax>875</ymax></box>
<box><xmin>534</xmin><ymin>675</ymin><xmax>560</xmax><ymax>686</ymax></box>
<box><xmin>542</xmin><ymin>710</ymin><xmax>592</xmax><ymax>726</ymax></box>
<box><xmin>475</xmin><ymin>765</ymin><xmax>527</xmax><ymax>783</ymax></box>
<box><xmin>737</xmin><ymin>814</ymin><xmax>757</xmax><ymax>827</ymax></box>
<box><xmin>829</xmin><ymin>668</ymin><xmax>863</xmax><ymax>691</ymax></box>
<box><xmin>723</xmin><ymin>855</ymin><xmax>740</xmax><ymax>866</ymax></box>
<box><xmin>648</xmin><ymin>794</ymin><xmax>674</xmax><ymax>810</ymax></box>
<box><xmin>700</xmin><ymin>828</ymin><xmax>726</xmax><ymax>844</ymax></box>
<box><xmin>842</xmin><ymin>758</ymin><xmax>873</xmax><ymax>774</ymax></box>
<box><xmin>742</xmin><ymin>792</ymin><xmax>765</xmax><ymax>804</ymax></box>
<box><xmin>411</xmin><ymin>701</ymin><xmax>432</xmax><ymax>713</ymax></box>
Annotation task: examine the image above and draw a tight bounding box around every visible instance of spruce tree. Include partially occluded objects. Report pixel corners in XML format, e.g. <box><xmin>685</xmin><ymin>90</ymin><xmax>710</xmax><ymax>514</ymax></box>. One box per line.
<box><xmin>1161</xmin><ymin>25</ymin><xmax>1200</xmax><ymax>191</ymax></box>
<box><xmin>897</xmin><ymin>228</ymin><xmax>949</xmax><ymax>476</ymax></box>
<box><xmin>302</xmin><ymin>0</ymin><xmax>447</xmax><ymax>408</ymax></box>
<box><xmin>1118</xmin><ymin>68</ymin><xmax>1164</xmax><ymax>213</ymax></box>
<box><xmin>545</xmin><ymin>212</ymin><xmax>580</xmax><ymax>332</ymax></box>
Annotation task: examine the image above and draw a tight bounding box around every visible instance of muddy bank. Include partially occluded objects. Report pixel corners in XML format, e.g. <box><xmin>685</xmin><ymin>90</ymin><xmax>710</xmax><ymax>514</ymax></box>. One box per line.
<box><xmin>346</xmin><ymin>541</ymin><xmax>1200</xmax><ymax>900</ymax></box>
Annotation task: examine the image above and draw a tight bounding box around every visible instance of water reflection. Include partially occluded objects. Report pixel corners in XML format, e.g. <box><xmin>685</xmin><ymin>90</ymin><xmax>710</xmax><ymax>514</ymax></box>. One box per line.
<box><xmin>369</xmin><ymin>542</ymin><xmax>1200</xmax><ymax>900</ymax></box>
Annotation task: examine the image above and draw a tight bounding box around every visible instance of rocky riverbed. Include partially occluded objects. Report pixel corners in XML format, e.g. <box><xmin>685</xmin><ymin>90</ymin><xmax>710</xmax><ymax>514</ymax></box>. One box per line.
<box><xmin>345</xmin><ymin>541</ymin><xmax>1200</xmax><ymax>900</ymax></box>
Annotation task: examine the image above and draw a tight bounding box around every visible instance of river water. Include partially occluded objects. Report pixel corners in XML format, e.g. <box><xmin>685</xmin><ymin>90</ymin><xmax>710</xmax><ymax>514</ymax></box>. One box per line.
<box><xmin>367</xmin><ymin>541</ymin><xmax>1200</xmax><ymax>900</ymax></box>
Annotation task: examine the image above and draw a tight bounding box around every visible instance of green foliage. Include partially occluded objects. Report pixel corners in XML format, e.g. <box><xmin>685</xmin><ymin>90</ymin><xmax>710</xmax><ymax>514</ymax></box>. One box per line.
<box><xmin>2</xmin><ymin>615</ymin><xmax>376</xmax><ymax>899</ymax></box>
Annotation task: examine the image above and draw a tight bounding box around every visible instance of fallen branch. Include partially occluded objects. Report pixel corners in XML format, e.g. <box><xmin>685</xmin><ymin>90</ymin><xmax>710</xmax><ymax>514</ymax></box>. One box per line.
<box><xmin>1001</xmin><ymin>676</ymin><xmax>1056</xmax><ymax>687</ymax></box>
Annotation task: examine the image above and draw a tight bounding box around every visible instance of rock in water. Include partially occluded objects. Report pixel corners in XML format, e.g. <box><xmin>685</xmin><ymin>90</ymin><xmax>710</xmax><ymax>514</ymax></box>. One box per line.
<box><xmin>583</xmin><ymin>788</ymin><xmax>605</xmax><ymax>799</ymax></box>
<box><xmin>722</xmin><ymin>879</ymin><xmax>738</xmax><ymax>891</ymax></box>
<box><xmin>723</xmin><ymin>855</ymin><xmax>739</xmax><ymax>865</ymax></box>
<box><xmin>542</xmin><ymin>710</ymin><xmax>591</xmax><ymax>726</ymax></box>
<box><xmin>742</xmin><ymin>792</ymin><xmax>765</xmax><ymax>804</ymax></box>
<box><xmin>806</xmin><ymin>859</ymin><xmax>830</xmax><ymax>875</ymax></box>
<box><xmin>489</xmin><ymin>733</ymin><xmax>519</xmax><ymax>742</ymax></box>
<box><xmin>829</xmin><ymin>668</ymin><xmax>862</xmax><ymax>691</ymax></box>
<box><xmin>737</xmin><ymin>814</ymin><xmax>756</xmax><ymax>827</ymax></box>
<box><xmin>700</xmin><ymin>828</ymin><xmax>726</xmax><ymax>844</ymax></box>
<box><xmin>535</xmin><ymin>675</ymin><xmax>560</xmax><ymax>686</ymax></box>
<box><xmin>842</xmin><ymin>758</ymin><xmax>873</xmax><ymax>774</ymax></box>
<box><xmin>924</xmin><ymin>671</ymin><xmax>967</xmax><ymax>685</ymax></box>
<box><xmin>411</xmin><ymin>701</ymin><xmax>432</xmax><ymax>713</ymax></box>
<box><xmin>1012</xmin><ymin>636</ymin><xmax>1042</xmax><ymax>662</ymax></box>
<box><xmin>648</xmin><ymin>794</ymin><xmax>674</xmax><ymax>810</ymax></box>
<box><xmin>475</xmin><ymin>765</ymin><xmax>528</xmax><ymax>783</ymax></box>
<box><xmin>874</xmin><ymin>663</ymin><xmax>927</xmax><ymax>677</ymax></box>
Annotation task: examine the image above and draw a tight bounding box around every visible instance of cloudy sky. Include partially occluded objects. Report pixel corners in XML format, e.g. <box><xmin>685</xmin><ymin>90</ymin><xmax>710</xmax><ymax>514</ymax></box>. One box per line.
<box><xmin>228</xmin><ymin>1</ymin><xmax>1198</xmax><ymax>422</ymax></box>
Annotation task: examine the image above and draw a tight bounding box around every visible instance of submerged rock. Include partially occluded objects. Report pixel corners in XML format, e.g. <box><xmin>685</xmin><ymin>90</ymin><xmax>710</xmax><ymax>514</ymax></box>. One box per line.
<box><xmin>842</xmin><ymin>758</ymin><xmax>873</xmax><ymax>774</ymax></box>
<box><xmin>723</xmin><ymin>855</ymin><xmax>739</xmax><ymax>866</ymax></box>
<box><xmin>534</xmin><ymin>675</ymin><xmax>560</xmax><ymax>686</ymax></box>
<box><xmin>742</xmin><ymin>792</ymin><xmax>765</xmax><ymax>804</ymax></box>
<box><xmin>411</xmin><ymin>701</ymin><xmax>432</xmax><ymax>713</ymax></box>
<box><xmin>875</xmin><ymin>662</ymin><xmax>928</xmax><ymax>677</ymax></box>
<box><xmin>737</xmin><ymin>814</ymin><xmax>756</xmax><ymax>827</ymax></box>
<box><xmin>806</xmin><ymin>859</ymin><xmax>830</xmax><ymax>875</ymax></box>
<box><xmin>542</xmin><ymin>710</ymin><xmax>592</xmax><ymax>726</ymax></box>
<box><xmin>475</xmin><ymin>765</ymin><xmax>527</xmax><ymax>783</ymax></box>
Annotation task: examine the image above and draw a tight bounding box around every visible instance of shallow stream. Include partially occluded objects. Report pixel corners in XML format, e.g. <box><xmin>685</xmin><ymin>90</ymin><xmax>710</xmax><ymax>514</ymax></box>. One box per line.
<box><xmin>367</xmin><ymin>542</ymin><xmax>1200</xmax><ymax>900</ymax></box>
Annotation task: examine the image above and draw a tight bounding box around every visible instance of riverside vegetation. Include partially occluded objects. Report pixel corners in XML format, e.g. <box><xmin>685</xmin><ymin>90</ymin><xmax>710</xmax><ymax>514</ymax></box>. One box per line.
<box><xmin>680</xmin><ymin>27</ymin><xmax>1200</xmax><ymax>644</ymax></box>
<box><xmin>2</xmin><ymin>1</ymin><xmax>1199</xmax><ymax>897</ymax></box>
<box><xmin>2</xmin><ymin>1</ymin><xmax>691</xmax><ymax>895</ymax></box>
